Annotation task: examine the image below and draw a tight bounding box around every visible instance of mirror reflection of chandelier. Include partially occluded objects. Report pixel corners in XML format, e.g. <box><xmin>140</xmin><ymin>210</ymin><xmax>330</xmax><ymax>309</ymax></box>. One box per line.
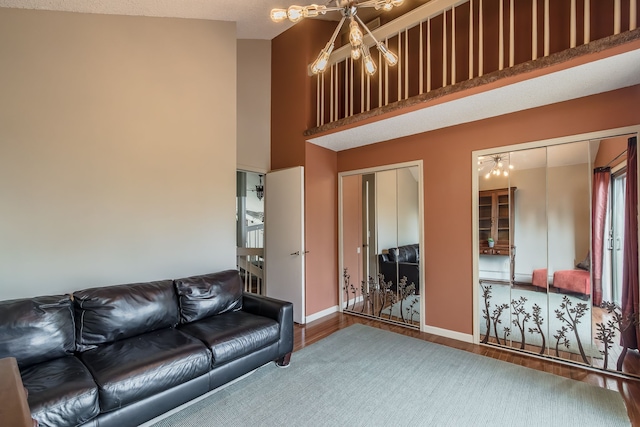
<box><xmin>270</xmin><ymin>0</ymin><xmax>405</xmax><ymax>75</ymax></box>
<box><xmin>478</xmin><ymin>154</ymin><xmax>514</xmax><ymax>179</ymax></box>
<box><xmin>255</xmin><ymin>175</ymin><xmax>264</xmax><ymax>201</ymax></box>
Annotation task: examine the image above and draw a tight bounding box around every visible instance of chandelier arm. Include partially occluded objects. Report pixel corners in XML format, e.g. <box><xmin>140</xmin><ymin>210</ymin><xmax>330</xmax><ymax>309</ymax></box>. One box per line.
<box><xmin>321</xmin><ymin>6</ymin><xmax>348</xmax><ymax>13</ymax></box>
<box><xmin>327</xmin><ymin>16</ymin><xmax>347</xmax><ymax>47</ymax></box>
<box><xmin>354</xmin><ymin>14</ymin><xmax>382</xmax><ymax>45</ymax></box>
<box><xmin>354</xmin><ymin>0</ymin><xmax>380</xmax><ymax>8</ymax></box>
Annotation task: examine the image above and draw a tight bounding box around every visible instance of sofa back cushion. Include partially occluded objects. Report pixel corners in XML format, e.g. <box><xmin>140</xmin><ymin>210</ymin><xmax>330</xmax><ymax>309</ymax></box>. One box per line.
<box><xmin>387</xmin><ymin>244</ymin><xmax>419</xmax><ymax>263</ymax></box>
<box><xmin>174</xmin><ymin>270</ymin><xmax>243</xmax><ymax>323</ymax></box>
<box><xmin>74</xmin><ymin>280</ymin><xmax>178</xmax><ymax>351</ymax></box>
<box><xmin>0</xmin><ymin>295</ymin><xmax>75</xmax><ymax>368</ymax></box>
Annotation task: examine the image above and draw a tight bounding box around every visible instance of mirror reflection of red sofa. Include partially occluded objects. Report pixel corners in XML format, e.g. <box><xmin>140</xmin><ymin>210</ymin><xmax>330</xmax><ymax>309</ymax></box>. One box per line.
<box><xmin>531</xmin><ymin>268</ymin><xmax>591</xmax><ymax>296</ymax></box>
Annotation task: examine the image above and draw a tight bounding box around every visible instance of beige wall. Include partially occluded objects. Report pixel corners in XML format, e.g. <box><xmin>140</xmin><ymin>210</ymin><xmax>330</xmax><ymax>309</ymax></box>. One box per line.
<box><xmin>0</xmin><ymin>9</ymin><xmax>237</xmax><ymax>299</ymax></box>
<box><xmin>237</xmin><ymin>39</ymin><xmax>271</xmax><ymax>172</ymax></box>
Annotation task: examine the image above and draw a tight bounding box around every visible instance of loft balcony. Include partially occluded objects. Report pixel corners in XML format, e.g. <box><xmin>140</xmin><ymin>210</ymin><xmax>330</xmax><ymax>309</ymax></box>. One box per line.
<box><xmin>304</xmin><ymin>0</ymin><xmax>640</xmax><ymax>148</ymax></box>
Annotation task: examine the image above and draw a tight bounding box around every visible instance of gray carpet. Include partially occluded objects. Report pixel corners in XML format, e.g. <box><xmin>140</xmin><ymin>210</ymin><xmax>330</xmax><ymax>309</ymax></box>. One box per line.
<box><xmin>151</xmin><ymin>324</ymin><xmax>629</xmax><ymax>427</ymax></box>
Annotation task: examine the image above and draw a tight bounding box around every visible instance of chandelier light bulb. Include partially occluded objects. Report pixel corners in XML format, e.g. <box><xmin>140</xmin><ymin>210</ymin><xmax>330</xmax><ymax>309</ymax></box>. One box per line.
<box><xmin>375</xmin><ymin>0</ymin><xmax>394</xmax><ymax>11</ymax></box>
<box><xmin>361</xmin><ymin>45</ymin><xmax>377</xmax><ymax>75</ymax></box>
<box><xmin>303</xmin><ymin>4</ymin><xmax>326</xmax><ymax>18</ymax></box>
<box><xmin>287</xmin><ymin>5</ymin><xmax>304</xmax><ymax>22</ymax></box>
<box><xmin>351</xmin><ymin>46</ymin><xmax>361</xmax><ymax>60</ymax></box>
<box><xmin>270</xmin><ymin>8</ymin><xmax>288</xmax><ymax>22</ymax></box>
<box><xmin>509</xmin><ymin>164</ymin><xmax>514</xmax><ymax>169</ymax></box>
<box><xmin>377</xmin><ymin>43</ymin><xmax>398</xmax><ymax>66</ymax></box>
<box><xmin>497</xmin><ymin>161</ymin><xmax>503</xmax><ymax>168</ymax></box>
<box><xmin>311</xmin><ymin>44</ymin><xmax>334</xmax><ymax>74</ymax></box>
<box><xmin>485</xmin><ymin>173</ymin><xmax>491</xmax><ymax>179</ymax></box>
<box><xmin>503</xmin><ymin>171</ymin><xmax>509</xmax><ymax>177</ymax></box>
<box><xmin>349</xmin><ymin>20</ymin><xmax>364</xmax><ymax>47</ymax></box>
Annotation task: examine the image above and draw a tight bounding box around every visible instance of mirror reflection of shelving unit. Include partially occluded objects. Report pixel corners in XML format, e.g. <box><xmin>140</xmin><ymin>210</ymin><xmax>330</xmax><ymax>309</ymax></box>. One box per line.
<box><xmin>478</xmin><ymin>188</ymin><xmax>515</xmax><ymax>257</ymax></box>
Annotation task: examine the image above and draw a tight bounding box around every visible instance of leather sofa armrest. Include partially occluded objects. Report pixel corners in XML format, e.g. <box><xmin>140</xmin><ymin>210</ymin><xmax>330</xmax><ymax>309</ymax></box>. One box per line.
<box><xmin>242</xmin><ymin>293</ymin><xmax>294</xmax><ymax>359</ymax></box>
<box><xmin>0</xmin><ymin>357</ymin><xmax>36</xmax><ymax>427</ymax></box>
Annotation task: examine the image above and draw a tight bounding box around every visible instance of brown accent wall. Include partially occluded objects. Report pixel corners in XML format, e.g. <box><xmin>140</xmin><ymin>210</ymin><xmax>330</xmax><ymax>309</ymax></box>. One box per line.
<box><xmin>305</xmin><ymin>143</ymin><xmax>339</xmax><ymax>315</ymax></box>
<box><xmin>272</xmin><ymin>20</ymin><xmax>339</xmax><ymax>318</ymax></box>
<box><xmin>271</xmin><ymin>19</ymin><xmax>336</xmax><ymax>170</ymax></box>
<box><xmin>337</xmin><ymin>84</ymin><xmax>640</xmax><ymax>335</ymax></box>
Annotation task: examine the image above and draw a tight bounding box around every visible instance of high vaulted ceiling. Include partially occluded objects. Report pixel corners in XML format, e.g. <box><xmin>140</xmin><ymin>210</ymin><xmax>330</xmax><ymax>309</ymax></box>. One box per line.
<box><xmin>0</xmin><ymin>0</ymin><xmax>427</xmax><ymax>39</ymax></box>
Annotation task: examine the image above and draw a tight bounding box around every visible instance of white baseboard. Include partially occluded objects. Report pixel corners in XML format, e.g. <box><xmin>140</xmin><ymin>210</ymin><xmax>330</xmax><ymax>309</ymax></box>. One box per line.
<box><xmin>306</xmin><ymin>305</ymin><xmax>339</xmax><ymax>323</ymax></box>
<box><xmin>423</xmin><ymin>325</ymin><xmax>474</xmax><ymax>343</ymax></box>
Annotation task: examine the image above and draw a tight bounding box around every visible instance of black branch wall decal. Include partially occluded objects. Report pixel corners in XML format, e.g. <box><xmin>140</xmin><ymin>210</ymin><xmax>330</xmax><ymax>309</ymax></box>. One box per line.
<box><xmin>555</xmin><ymin>296</ymin><xmax>589</xmax><ymax>364</ymax></box>
<box><xmin>553</xmin><ymin>326</ymin><xmax>570</xmax><ymax>357</ymax></box>
<box><xmin>343</xmin><ymin>268</ymin><xmax>350</xmax><ymax>310</ymax></box>
<box><xmin>599</xmin><ymin>301</ymin><xmax>640</xmax><ymax>371</ymax></box>
<box><xmin>481</xmin><ymin>284</ymin><xmax>492</xmax><ymax>344</ymax></box>
<box><xmin>491</xmin><ymin>303</ymin><xmax>510</xmax><ymax>346</ymax></box>
<box><xmin>528</xmin><ymin>303</ymin><xmax>546</xmax><ymax>355</ymax></box>
<box><xmin>511</xmin><ymin>297</ymin><xmax>531</xmax><ymax>350</ymax></box>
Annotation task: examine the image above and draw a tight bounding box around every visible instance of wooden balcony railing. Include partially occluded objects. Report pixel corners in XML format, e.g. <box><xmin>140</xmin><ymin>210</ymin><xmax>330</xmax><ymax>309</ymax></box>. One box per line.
<box><xmin>236</xmin><ymin>247</ymin><xmax>264</xmax><ymax>295</ymax></box>
<box><xmin>312</xmin><ymin>0</ymin><xmax>638</xmax><ymax>128</ymax></box>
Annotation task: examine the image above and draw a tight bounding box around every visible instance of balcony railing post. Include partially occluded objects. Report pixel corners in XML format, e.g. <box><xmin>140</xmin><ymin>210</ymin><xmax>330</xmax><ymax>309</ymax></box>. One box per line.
<box><xmin>584</xmin><ymin>0</ymin><xmax>590</xmax><ymax>44</ymax></box>
<box><xmin>469</xmin><ymin>0</ymin><xmax>474</xmax><ymax>80</ymax></box>
<box><xmin>479</xmin><ymin>0</ymin><xmax>484</xmax><ymax>76</ymax></box>
<box><xmin>532</xmin><ymin>0</ymin><xmax>538</xmax><ymax>60</ymax></box>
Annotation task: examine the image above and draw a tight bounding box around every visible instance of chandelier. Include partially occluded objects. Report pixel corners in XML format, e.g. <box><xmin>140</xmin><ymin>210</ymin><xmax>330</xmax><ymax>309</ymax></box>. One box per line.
<box><xmin>270</xmin><ymin>0</ymin><xmax>405</xmax><ymax>75</ymax></box>
<box><xmin>255</xmin><ymin>175</ymin><xmax>264</xmax><ymax>201</ymax></box>
<box><xmin>478</xmin><ymin>154</ymin><xmax>514</xmax><ymax>179</ymax></box>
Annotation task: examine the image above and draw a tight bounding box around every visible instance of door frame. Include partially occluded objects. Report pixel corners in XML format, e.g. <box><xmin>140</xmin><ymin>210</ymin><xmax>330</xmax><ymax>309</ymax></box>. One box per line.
<box><xmin>338</xmin><ymin>160</ymin><xmax>425</xmax><ymax>331</ymax></box>
<box><xmin>472</xmin><ymin>125</ymin><xmax>640</xmax><ymax>344</ymax></box>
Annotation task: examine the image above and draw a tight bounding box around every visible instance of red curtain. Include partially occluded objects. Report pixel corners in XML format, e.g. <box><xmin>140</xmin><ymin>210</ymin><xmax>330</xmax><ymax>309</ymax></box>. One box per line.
<box><xmin>592</xmin><ymin>168</ymin><xmax>610</xmax><ymax>306</ymax></box>
<box><xmin>621</xmin><ymin>136</ymin><xmax>639</xmax><ymax>350</ymax></box>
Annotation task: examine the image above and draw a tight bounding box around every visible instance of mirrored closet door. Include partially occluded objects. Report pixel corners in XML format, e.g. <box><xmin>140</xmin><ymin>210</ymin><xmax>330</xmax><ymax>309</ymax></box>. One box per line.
<box><xmin>477</xmin><ymin>135</ymin><xmax>640</xmax><ymax>378</ymax></box>
<box><xmin>341</xmin><ymin>165</ymin><xmax>422</xmax><ymax>328</ymax></box>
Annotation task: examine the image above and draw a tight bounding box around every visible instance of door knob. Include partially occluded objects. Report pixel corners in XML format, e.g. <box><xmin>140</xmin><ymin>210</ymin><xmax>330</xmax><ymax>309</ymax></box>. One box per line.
<box><xmin>290</xmin><ymin>251</ymin><xmax>300</xmax><ymax>256</ymax></box>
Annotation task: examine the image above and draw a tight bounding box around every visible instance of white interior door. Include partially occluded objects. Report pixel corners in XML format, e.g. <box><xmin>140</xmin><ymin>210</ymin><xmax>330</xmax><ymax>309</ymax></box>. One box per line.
<box><xmin>265</xmin><ymin>166</ymin><xmax>305</xmax><ymax>324</ymax></box>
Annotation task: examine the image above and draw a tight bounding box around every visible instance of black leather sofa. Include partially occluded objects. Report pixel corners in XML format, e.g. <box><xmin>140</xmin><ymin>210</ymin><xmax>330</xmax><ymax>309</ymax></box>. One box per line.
<box><xmin>0</xmin><ymin>270</ymin><xmax>293</xmax><ymax>427</ymax></box>
<box><xmin>378</xmin><ymin>244</ymin><xmax>420</xmax><ymax>294</ymax></box>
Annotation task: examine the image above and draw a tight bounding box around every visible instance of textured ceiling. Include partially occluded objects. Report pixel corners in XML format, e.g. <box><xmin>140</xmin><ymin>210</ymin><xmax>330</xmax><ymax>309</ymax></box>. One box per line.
<box><xmin>307</xmin><ymin>48</ymin><xmax>640</xmax><ymax>152</ymax></box>
<box><xmin>0</xmin><ymin>0</ymin><xmax>322</xmax><ymax>39</ymax></box>
<box><xmin>0</xmin><ymin>0</ymin><xmax>427</xmax><ymax>39</ymax></box>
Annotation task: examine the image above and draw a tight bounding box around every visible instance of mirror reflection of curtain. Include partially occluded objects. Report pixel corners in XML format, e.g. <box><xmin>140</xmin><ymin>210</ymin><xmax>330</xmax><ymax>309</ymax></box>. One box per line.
<box><xmin>621</xmin><ymin>136</ymin><xmax>639</xmax><ymax>351</ymax></box>
<box><xmin>592</xmin><ymin>167</ymin><xmax>611</xmax><ymax>307</ymax></box>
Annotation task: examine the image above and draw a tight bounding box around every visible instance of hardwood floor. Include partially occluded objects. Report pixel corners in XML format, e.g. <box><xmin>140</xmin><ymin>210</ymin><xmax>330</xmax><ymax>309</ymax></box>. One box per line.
<box><xmin>293</xmin><ymin>312</ymin><xmax>640</xmax><ymax>426</ymax></box>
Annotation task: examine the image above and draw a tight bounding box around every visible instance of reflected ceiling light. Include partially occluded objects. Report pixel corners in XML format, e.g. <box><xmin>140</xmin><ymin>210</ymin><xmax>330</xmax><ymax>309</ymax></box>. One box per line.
<box><xmin>478</xmin><ymin>155</ymin><xmax>514</xmax><ymax>179</ymax></box>
<box><xmin>270</xmin><ymin>0</ymin><xmax>404</xmax><ymax>75</ymax></box>
<box><xmin>255</xmin><ymin>175</ymin><xmax>264</xmax><ymax>201</ymax></box>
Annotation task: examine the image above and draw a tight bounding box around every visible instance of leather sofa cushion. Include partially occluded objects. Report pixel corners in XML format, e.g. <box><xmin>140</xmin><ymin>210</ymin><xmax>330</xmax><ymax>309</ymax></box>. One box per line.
<box><xmin>174</xmin><ymin>270</ymin><xmax>243</xmax><ymax>323</ymax></box>
<box><xmin>74</xmin><ymin>280</ymin><xmax>179</xmax><ymax>351</ymax></box>
<box><xmin>387</xmin><ymin>244</ymin><xmax>419</xmax><ymax>263</ymax></box>
<box><xmin>21</xmin><ymin>356</ymin><xmax>99</xmax><ymax>427</ymax></box>
<box><xmin>179</xmin><ymin>311</ymin><xmax>279</xmax><ymax>366</ymax></box>
<box><xmin>0</xmin><ymin>295</ymin><xmax>75</xmax><ymax>368</ymax></box>
<box><xmin>79</xmin><ymin>328</ymin><xmax>210</xmax><ymax>412</ymax></box>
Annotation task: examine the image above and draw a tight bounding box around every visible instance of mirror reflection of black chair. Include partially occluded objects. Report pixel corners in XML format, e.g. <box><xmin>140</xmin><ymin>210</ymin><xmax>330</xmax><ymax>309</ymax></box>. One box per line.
<box><xmin>378</xmin><ymin>244</ymin><xmax>420</xmax><ymax>294</ymax></box>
